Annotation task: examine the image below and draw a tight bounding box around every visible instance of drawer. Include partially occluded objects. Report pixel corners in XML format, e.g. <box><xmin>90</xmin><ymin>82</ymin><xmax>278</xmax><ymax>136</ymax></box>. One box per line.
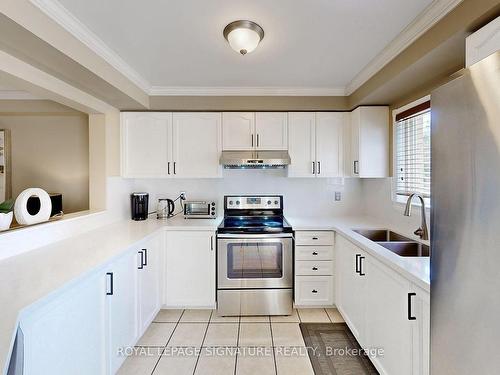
<box><xmin>295</xmin><ymin>260</ymin><xmax>333</xmax><ymax>276</ymax></box>
<box><xmin>295</xmin><ymin>276</ymin><xmax>333</xmax><ymax>306</ymax></box>
<box><xmin>295</xmin><ymin>231</ymin><xmax>334</xmax><ymax>246</ymax></box>
<box><xmin>295</xmin><ymin>245</ymin><xmax>333</xmax><ymax>261</ymax></box>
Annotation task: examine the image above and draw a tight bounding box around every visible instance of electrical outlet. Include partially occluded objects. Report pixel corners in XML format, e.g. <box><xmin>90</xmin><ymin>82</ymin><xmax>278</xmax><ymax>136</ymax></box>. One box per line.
<box><xmin>335</xmin><ymin>191</ymin><xmax>342</xmax><ymax>201</ymax></box>
<box><xmin>179</xmin><ymin>191</ymin><xmax>186</xmax><ymax>200</ymax></box>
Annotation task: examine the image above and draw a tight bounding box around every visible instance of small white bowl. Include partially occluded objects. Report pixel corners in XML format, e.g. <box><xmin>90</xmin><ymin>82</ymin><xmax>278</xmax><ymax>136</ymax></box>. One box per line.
<box><xmin>0</xmin><ymin>211</ymin><xmax>13</xmax><ymax>231</ymax></box>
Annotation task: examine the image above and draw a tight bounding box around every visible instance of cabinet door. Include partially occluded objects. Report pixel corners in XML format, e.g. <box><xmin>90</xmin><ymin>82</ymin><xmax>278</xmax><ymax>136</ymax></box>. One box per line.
<box><xmin>412</xmin><ymin>285</ymin><xmax>430</xmax><ymax>375</ymax></box>
<box><xmin>121</xmin><ymin>112</ymin><xmax>172</xmax><ymax>177</ymax></box>
<box><xmin>466</xmin><ymin>16</ymin><xmax>500</xmax><ymax>67</ymax></box>
<box><xmin>287</xmin><ymin>112</ymin><xmax>316</xmax><ymax>177</ymax></box>
<box><xmin>21</xmin><ymin>272</ymin><xmax>106</xmax><ymax>375</ymax></box>
<box><xmin>165</xmin><ymin>231</ymin><xmax>216</xmax><ymax>307</ymax></box>
<box><xmin>350</xmin><ymin>107</ymin><xmax>389</xmax><ymax>178</ymax></box>
<box><xmin>316</xmin><ymin>112</ymin><xmax>344</xmax><ymax>177</ymax></box>
<box><xmin>365</xmin><ymin>256</ymin><xmax>413</xmax><ymax>375</ymax></box>
<box><xmin>335</xmin><ymin>236</ymin><xmax>366</xmax><ymax>344</ymax></box>
<box><xmin>106</xmin><ymin>252</ymin><xmax>138</xmax><ymax>374</ymax></box>
<box><xmin>255</xmin><ymin>112</ymin><xmax>288</xmax><ymax>150</ymax></box>
<box><xmin>172</xmin><ymin>113</ymin><xmax>222</xmax><ymax>178</ymax></box>
<box><xmin>222</xmin><ymin>112</ymin><xmax>255</xmax><ymax>150</ymax></box>
<box><xmin>138</xmin><ymin>236</ymin><xmax>161</xmax><ymax>333</ymax></box>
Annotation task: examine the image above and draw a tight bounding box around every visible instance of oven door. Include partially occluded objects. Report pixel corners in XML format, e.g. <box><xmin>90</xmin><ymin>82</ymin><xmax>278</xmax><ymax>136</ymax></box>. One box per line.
<box><xmin>217</xmin><ymin>233</ymin><xmax>293</xmax><ymax>289</ymax></box>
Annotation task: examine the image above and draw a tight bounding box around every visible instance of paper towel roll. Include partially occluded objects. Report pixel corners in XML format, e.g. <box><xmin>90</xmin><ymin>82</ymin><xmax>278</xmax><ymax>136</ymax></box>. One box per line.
<box><xmin>14</xmin><ymin>188</ymin><xmax>52</xmax><ymax>225</ymax></box>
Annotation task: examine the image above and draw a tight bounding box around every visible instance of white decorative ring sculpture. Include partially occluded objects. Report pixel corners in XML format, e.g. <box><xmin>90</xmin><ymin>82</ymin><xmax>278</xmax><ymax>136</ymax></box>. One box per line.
<box><xmin>14</xmin><ymin>188</ymin><xmax>52</xmax><ymax>225</ymax></box>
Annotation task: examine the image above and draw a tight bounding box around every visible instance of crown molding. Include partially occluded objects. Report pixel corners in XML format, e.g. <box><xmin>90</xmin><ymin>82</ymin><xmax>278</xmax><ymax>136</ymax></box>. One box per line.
<box><xmin>345</xmin><ymin>0</ymin><xmax>464</xmax><ymax>95</ymax></box>
<box><xmin>30</xmin><ymin>0</ymin><xmax>151</xmax><ymax>93</ymax></box>
<box><xmin>148</xmin><ymin>86</ymin><xmax>347</xmax><ymax>96</ymax></box>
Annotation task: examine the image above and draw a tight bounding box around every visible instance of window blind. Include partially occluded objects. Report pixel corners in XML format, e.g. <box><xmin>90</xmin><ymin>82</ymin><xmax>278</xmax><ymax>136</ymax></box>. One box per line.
<box><xmin>395</xmin><ymin>108</ymin><xmax>431</xmax><ymax>199</ymax></box>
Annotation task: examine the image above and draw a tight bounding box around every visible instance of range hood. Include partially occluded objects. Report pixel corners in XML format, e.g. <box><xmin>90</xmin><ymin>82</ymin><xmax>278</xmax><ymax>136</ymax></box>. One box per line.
<box><xmin>220</xmin><ymin>150</ymin><xmax>291</xmax><ymax>169</ymax></box>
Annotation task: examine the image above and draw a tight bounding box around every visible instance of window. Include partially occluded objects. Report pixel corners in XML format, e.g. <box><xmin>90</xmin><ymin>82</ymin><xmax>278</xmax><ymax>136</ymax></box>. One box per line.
<box><xmin>394</xmin><ymin>99</ymin><xmax>431</xmax><ymax>206</ymax></box>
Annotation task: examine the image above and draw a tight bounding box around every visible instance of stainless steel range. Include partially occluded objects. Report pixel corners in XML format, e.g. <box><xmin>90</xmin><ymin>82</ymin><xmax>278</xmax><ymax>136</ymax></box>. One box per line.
<box><xmin>216</xmin><ymin>195</ymin><xmax>293</xmax><ymax>316</ymax></box>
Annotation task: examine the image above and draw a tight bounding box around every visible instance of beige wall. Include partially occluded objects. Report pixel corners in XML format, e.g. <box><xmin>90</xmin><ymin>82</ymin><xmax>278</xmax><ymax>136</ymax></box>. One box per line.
<box><xmin>0</xmin><ymin>103</ymin><xmax>89</xmax><ymax>213</ymax></box>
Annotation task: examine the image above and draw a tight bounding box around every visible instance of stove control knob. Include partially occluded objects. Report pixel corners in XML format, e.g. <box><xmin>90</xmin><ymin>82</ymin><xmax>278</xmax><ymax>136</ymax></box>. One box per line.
<box><xmin>267</xmin><ymin>200</ymin><xmax>272</xmax><ymax>205</ymax></box>
<box><xmin>229</xmin><ymin>200</ymin><xmax>233</xmax><ymax>205</ymax></box>
<box><xmin>274</xmin><ymin>200</ymin><xmax>279</xmax><ymax>205</ymax></box>
<box><xmin>236</xmin><ymin>200</ymin><xmax>240</xmax><ymax>205</ymax></box>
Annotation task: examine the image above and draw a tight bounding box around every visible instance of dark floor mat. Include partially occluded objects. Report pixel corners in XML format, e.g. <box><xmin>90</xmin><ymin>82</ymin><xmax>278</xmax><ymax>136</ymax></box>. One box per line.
<box><xmin>300</xmin><ymin>323</ymin><xmax>379</xmax><ymax>375</ymax></box>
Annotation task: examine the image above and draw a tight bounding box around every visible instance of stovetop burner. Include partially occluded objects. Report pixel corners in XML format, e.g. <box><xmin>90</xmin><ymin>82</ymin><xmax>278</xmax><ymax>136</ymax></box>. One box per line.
<box><xmin>217</xmin><ymin>195</ymin><xmax>292</xmax><ymax>234</ymax></box>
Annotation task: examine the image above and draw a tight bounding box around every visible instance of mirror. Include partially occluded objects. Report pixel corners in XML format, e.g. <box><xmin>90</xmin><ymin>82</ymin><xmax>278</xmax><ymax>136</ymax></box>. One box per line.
<box><xmin>0</xmin><ymin>83</ymin><xmax>89</xmax><ymax>231</ymax></box>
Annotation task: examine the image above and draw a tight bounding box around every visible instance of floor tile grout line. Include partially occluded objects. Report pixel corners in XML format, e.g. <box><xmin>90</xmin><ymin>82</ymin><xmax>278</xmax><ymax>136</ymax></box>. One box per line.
<box><xmin>191</xmin><ymin>310</ymin><xmax>212</xmax><ymax>375</ymax></box>
<box><xmin>296</xmin><ymin>309</ymin><xmax>302</xmax><ymax>323</ymax></box>
<box><xmin>269</xmin><ymin>318</ymin><xmax>278</xmax><ymax>375</ymax></box>
<box><xmin>233</xmin><ymin>315</ymin><xmax>241</xmax><ymax>375</ymax></box>
<box><xmin>150</xmin><ymin>309</ymin><xmax>185</xmax><ymax>375</ymax></box>
<box><xmin>324</xmin><ymin>308</ymin><xmax>333</xmax><ymax>324</ymax></box>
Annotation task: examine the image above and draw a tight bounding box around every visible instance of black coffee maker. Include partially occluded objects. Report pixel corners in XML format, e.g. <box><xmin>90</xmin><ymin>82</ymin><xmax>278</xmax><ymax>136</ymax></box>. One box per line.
<box><xmin>131</xmin><ymin>192</ymin><xmax>149</xmax><ymax>221</ymax></box>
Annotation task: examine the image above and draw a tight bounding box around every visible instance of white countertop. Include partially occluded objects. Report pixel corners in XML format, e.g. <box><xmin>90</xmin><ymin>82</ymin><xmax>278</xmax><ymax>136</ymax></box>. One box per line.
<box><xmin>0</xmin><ymin>214</ymin><xmax>429</xmax><ymax>373</ymax></box>
<box><xmin>287</xmin><ymin>216</ymin><xmax>430</xmax><ymax>292</ymax></box>
<box><xmin>0</xmin><ymin>216</ymin><xmax>221</xmax><ymax>374</ymax></box>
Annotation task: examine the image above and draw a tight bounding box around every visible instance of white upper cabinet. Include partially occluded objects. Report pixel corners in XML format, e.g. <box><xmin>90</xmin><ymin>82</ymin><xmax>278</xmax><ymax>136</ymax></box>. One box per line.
<box><xmin>222</xmin><ymin>112</ymin><xmax>255</xmax><ymax>150</ymax></box>
<box><xmin>121</xmin><ymin>112</ymin><xmax>172</xmax><ymax>178</ymax></box>
<box><xmin>121</xmin><ymin>112</ymin><xmax>222</xmax><ymax>178</ymax></box>
<box><xmin>466</xmin><ymin>16</ymin><xmax>500</xmax><ymax>67</ymax></box>
<box><xmin>316</xmin><ymin>112</ymin><xmax>345</xmax><ymax>177</ymax></box>
<box><xmin>288</xmin><ymin>112</ymin><xmax>345</xmax><ymax>178</ymax></box>
<box><xmin>349</xmin><ymin>106</ymin><xmax>389</xmax><ymax>178</ymax></box>
<box><xmin>287</xmin><ymin>112</ymin><xmax>316</xmax><ymax>177</ymax></box>
<box><xmin>255</xmin><ymin>112</ymin><xmax>288</xmax><ymax>150</ymax></box>
<box><xmin>172</xmin><ymin>113</ymin><xmax>222</xmax><ymax>178</ymax></box>
<box><xmin>222</xmin><ymin>112</ymin><xmax>288</xmax><ymax>150</ymax></box>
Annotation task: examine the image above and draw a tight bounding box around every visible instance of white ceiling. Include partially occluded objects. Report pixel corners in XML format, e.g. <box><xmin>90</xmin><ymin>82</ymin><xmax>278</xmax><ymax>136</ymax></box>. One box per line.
<box><xmin>52</xmin><ymin>0</ymin><xmax>438</xmax><ymax>94</ymax></box>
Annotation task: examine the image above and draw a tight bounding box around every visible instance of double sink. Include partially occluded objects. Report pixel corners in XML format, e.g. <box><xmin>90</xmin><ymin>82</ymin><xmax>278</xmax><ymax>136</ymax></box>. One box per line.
<box><xmin>353</xmin><ymin>229</ymin><xmax>430</xmax><ymax>257</ymax></box>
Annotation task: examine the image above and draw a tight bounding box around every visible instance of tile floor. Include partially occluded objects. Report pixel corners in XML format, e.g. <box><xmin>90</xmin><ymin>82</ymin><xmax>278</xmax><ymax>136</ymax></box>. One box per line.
<box><xmin>118</xmin><ymin>308</ymin><xmax>345</xmax><ymax>375</ymax></box>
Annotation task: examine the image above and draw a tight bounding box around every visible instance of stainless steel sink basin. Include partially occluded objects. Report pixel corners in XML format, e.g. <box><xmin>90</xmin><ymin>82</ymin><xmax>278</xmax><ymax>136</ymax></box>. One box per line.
<box><xmin>353</xmin><ymin>229</ymin><xmax>412</xmax><ymax>242</ymax></box>
<box><xmin>376</xmin><ymin>241</ymin><xmax>430</xmax><ymax>257</ymax></box>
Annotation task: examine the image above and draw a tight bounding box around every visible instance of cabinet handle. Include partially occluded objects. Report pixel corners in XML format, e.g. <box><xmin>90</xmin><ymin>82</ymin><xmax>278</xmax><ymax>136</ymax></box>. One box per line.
<box><xmin>312</xmin><ymin>162</ymin><xmax>315</xmax><ymax>175</ymax></box>
<box><xmin>317</xmin><ymin>161</ymin><xmax>321</xmax><ymax>175</ymax></box>
<box><xmin>251</xmin><ymin>134</ymin><xmax>254</xmax><ymax>147</ymax></box>
<box><xmin>312</xmin><ymin>289</ymin><xmax>318</xmax><ymax>294</ymax></box>
<box><xmin>353</xmin><ymin>160</ymin><xmax>359</xmax><ymax>175</ymax></box>
<box><xmin>312</xmin><ymin>267</ymin><xmax>318</xmax><ymax>271</ymax></box>
<box><xmin>359</xmin><ymin>256</ymin><xmax>365</xmax><ymax>276</ymax></box>
<box><xmin>210</xmin><ymin>235</ymin><xmax>214</xmax><ymax>251</ymax></box>
<box><xmin>173</xmin><ymin>162</ymin><xmax>177</xmax><ymax>175</ymax></box>
<box><xmin>106</xmin><ymin>272</ymin><xmax>114</xmax><ymax>296</ymax></box>
<box><xmin>312</xmin><ymin>251</ymin><xmax>318</xmax><ymax>256</ymax></box>
<box><xmin>408</xmin><ymin>293</ymin><xmax>417</xmax><ymax>320</ymax></box>
<box><xmin>355</xmin><ymin>254</ymin><xmax>361</xmax><ymax>274</ymax></box>
<box><xmin>138</xmin><ymin>250</ymin><xmax>144</xmax><ymax>269</ymax></box>
<box><xmin>257</xmin><ymin>134</ymin><xmax>260</xmax><ymax>147</ymax></box>
<box><xmin>312</xmin><ymin>237</ymin><xmax>318</xmax><ymax>240</ymax></box>
<box><xmin>142</xmin><ymin>248</ymin><xmax>148</xmax><ymax>266</ymax></box>
<box><xmin>168</xmin><ymin>162</ymin><xmax>170</xmax><ymax>175</ymax></box>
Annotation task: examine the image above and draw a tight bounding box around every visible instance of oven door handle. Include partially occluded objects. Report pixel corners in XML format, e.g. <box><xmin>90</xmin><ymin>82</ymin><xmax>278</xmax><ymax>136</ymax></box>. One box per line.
<box><xmin>216</xmin><ymin>233</ymin><xmax>294</xmax><ymax>239</ymax></box>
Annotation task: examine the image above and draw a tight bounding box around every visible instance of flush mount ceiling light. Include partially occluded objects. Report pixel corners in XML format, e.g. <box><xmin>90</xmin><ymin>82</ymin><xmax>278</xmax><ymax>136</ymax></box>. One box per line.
<box><xmin>223</xmin><ymin>20</ymin><xmax>264</xmax><ymax>55</ymax></box>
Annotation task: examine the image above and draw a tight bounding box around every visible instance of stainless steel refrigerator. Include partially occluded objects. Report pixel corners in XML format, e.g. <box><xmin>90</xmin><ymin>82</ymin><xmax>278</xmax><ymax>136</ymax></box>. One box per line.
<box><xmin>431</xmin><ymin>51</ymin><xmax>500</xmax><ymax>374</ymax></box>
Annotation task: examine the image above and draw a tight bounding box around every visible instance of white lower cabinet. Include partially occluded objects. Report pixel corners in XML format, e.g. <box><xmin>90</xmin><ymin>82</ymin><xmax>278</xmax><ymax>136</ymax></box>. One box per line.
<box><xmin>20</xmin><ymin>272</ymin><xmax>107</xmax><ymax>375</ymax></box>
<box><xmin>137</xmin><ymin>236</ymin><xmax>161</xmax><ymax>333</ymax></box>
<box><xmin>294</xmin><ymin>230</ymin><xmax>335</xmax><ymax>307</ymax></box>
<box><xmin>164</xmin><ymin>230</ymin><xmax>216</xmax><ymax>308</ymax></box>
<box><xmin>106</xmin><ymin>251</ymin><xmax>138</xmax><ymax>374</ymax></box>
<box><xmin>19</xmin><ymin>232</ymin><xmax>163</xmax><ymax>375</ymax></box>
<box><xmin>335</xmin><ymin>234</ymin><xmax>430</xmax><ymax>375</ymax></box>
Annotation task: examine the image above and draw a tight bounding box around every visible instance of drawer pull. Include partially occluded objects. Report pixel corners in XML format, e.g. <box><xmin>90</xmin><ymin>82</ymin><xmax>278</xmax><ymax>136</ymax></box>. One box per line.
<box><xmin>312</xmin><ymin>267</ymin><xmax>318</xmax><ymax>271</ymax></box>
<box><xmin>312</xmin><ymin>289</ymin><xmax>318</xmax><ymax>293</ymax></box>
<box><xmin>312</xmin><ymin>251</ymin><xmax>318</xmax><ymax>256</ymax></box>
<box><xmin>312</xmin><ymin>237</ymin><xmax>319</xmax><ymax>240</ymax></box>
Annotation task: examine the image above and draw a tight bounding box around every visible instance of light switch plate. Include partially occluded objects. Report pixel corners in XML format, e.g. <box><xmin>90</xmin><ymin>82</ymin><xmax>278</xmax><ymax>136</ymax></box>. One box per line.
<box><xmin>335</xmin><ymin>191</ymin><xmax>342</xmax><ymax>201</ymax></box>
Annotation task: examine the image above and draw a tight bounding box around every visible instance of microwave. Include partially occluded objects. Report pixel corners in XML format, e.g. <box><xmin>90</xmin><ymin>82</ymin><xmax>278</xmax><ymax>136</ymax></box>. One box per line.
<box><xmin>183</xmin><ymin>200</ymin><xmax>217</xmax><ymax>219</ymax></box>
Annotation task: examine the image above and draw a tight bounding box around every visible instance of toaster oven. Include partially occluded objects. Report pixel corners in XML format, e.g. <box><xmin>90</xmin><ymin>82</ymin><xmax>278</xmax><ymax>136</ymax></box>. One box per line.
<box><xmin>183</xmin><ymin>200</ymin><xmax>217</xmax><ymax>219</ymax></box>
